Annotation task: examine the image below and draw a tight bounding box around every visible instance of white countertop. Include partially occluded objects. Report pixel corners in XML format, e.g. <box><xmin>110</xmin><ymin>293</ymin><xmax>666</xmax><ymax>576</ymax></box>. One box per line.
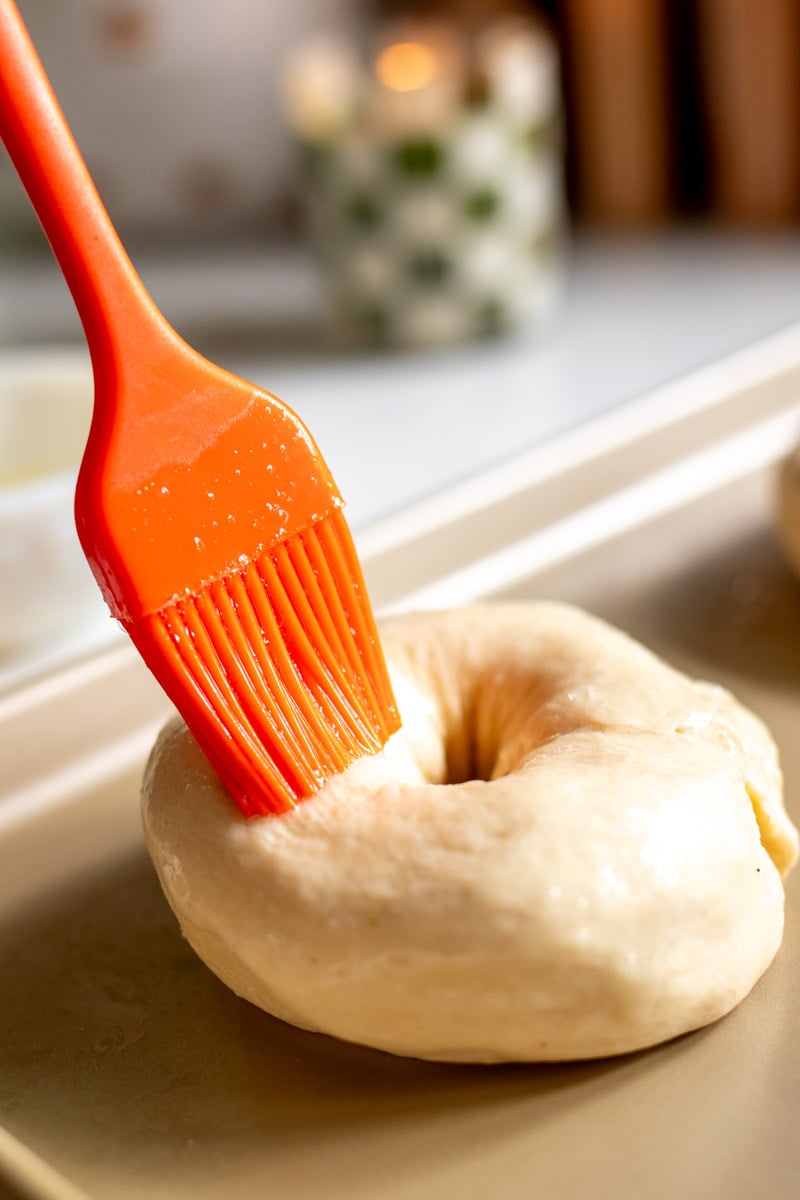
<box><xmin>4</xmin><ymin>228</ymin><xmax>800</xmax><ymax>530</ymax></box>
<box><xmin>2</xmin><ymin>227</ymin><xmax>800</xmax><ymax>690</ymax></box>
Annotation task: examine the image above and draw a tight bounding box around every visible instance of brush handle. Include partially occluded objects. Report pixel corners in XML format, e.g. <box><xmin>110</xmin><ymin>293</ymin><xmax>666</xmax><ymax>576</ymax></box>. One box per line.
<box><xmin>0</xmin><ymin>0</ymin><xmax>168</xmax><ymax>376</ymax></box>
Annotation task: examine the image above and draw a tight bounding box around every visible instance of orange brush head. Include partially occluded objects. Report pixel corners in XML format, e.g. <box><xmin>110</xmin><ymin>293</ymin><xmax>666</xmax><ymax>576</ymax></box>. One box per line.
<box><xmin>127</xmin><ymin>517</ymin><xmax>399</xmax><ymax>816</ymax></box>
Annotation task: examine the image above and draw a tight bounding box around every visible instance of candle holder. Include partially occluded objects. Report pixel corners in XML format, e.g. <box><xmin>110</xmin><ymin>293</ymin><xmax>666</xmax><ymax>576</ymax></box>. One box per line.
<box><xmin>281</xmin><ymin>17</ymin><xmax>566</xmax><ymax>349</ymax></box>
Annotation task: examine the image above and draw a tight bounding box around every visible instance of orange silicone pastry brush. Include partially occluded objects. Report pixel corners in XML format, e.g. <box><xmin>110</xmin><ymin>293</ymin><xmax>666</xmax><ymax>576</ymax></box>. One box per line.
<box><xmin>0</xmin><ymin>0</ymin><xmax>399</xmax><ymax>815</ymax></box>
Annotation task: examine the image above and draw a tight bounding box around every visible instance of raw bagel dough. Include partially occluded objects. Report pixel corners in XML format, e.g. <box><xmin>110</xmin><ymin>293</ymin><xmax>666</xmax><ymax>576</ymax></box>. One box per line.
<box><xmin>142</xmin><ymin>602</ymin><xmax>798</xmax><ymax>1063</ymax></box>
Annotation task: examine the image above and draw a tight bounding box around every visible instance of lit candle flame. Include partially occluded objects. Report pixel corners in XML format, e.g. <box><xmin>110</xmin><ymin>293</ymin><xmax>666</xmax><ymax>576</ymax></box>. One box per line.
<box><xmin>375</xmin><ymin>41</ymin><xmax>439</xmax><ymax>92</ymax></box>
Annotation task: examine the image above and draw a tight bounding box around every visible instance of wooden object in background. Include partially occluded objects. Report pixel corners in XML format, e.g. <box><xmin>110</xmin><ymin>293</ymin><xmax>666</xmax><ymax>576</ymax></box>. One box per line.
<box><xmin>560</xmin><ymin>0</ymin><xmax>672</xmax><ymax>224</ymax></box>
<box><xmin>696</xmin><ymin>0</ymin><xmax>800</xmax><ymax>223</ymax></box>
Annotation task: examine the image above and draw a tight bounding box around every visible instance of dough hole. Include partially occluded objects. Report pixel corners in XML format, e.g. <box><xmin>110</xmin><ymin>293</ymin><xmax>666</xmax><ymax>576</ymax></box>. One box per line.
<box><xmin>439</xmin><ymin>664</ymin><xmax>556</xmax><ymax>786</ymax></box>
<box><xmin>442</xmin><ymin>691</ymin><xmax>536</xmax><ymax>785</ymax></box>
<box><xmin>443</xmin><ymin>712</ymin><xmax>492</xmax><ymax>785</ymax></box>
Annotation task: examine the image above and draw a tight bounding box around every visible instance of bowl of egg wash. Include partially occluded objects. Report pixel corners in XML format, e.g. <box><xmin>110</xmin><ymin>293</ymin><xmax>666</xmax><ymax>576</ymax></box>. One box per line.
<box><xmin>0</xmin><ymin>347</ymin><xmax>107</xmax><ymax>652</ymax></box>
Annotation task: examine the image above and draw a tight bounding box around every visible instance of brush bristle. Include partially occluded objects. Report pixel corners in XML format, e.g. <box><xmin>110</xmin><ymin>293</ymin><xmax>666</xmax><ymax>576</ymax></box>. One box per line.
<box><xmin>127</xmin><ymin>510</ymin><xmax>399</xmax><ymax>816</ymax></box>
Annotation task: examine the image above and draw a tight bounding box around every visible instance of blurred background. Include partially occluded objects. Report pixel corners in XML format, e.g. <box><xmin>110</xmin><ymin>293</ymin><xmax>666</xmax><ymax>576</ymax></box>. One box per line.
<box><xmin>4</xmin><ymin>0</ymin><xmax>800</xmax><ymax>248</ymax></box>
<box><xmin>2</xmin><ymin>0</ymin><xmax>800</xmax><ymax>677</ymax></box>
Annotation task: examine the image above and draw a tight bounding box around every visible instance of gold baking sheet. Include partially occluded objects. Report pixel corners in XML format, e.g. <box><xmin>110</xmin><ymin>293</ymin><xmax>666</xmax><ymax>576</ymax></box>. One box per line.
<box><xmin>2</xmin><ymin>335</ymin><xmax>800</xmax><ymax>1200</ymax></box>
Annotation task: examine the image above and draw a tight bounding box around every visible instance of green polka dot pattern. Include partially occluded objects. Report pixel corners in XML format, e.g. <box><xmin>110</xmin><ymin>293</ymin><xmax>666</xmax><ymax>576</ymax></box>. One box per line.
<box><xmin>302</xmin><ymin>108</ymin><xmax>565</xmax><ymax>348</ymax></box>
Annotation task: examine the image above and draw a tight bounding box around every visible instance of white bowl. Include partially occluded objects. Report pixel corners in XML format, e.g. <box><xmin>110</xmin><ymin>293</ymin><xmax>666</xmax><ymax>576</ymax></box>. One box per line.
<box><xmin>0</xmin><ymin>348</ymin><xmax>109</xmax><ymax>650</ymax></box>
